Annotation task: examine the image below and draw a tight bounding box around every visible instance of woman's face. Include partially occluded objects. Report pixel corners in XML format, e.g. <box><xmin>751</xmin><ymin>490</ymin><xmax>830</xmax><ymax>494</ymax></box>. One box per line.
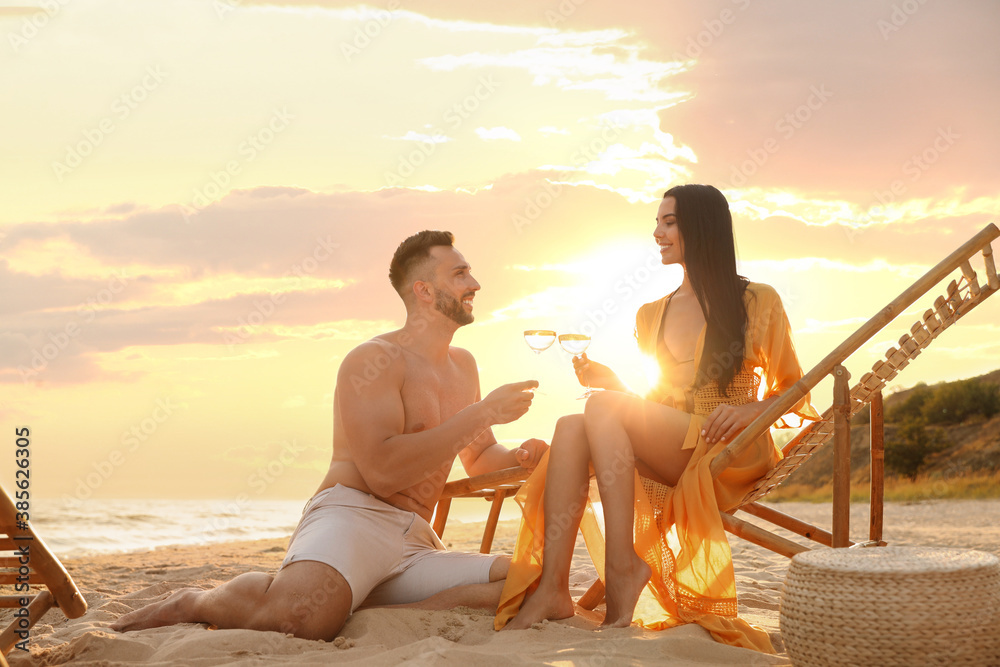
<box><xmin>654</xmin><ymin>196</ymin><xmax>683</xmax><ymax>266</ymax></box>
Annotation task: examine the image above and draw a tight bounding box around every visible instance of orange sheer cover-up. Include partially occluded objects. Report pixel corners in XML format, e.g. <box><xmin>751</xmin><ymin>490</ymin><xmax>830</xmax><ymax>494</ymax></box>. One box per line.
<box><xmin>495</xmin><ymin>283</ymin><xmax>819</xmax><ymax>651</ymax></box>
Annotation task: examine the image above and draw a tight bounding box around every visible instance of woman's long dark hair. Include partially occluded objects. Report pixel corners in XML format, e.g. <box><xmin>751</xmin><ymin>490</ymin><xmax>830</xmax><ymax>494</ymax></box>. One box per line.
<box><xmin>664</xmin><ymin>184</ymin><xmax>749</xmax><ymax>395</ymax></box>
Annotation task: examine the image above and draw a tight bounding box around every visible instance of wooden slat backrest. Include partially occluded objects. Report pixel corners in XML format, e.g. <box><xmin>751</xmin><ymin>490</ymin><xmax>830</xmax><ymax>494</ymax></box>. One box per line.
<box><xmin>735</xmin><ymin>225</ymin><xmax>1000</xmax><ymax>506</ymax></box>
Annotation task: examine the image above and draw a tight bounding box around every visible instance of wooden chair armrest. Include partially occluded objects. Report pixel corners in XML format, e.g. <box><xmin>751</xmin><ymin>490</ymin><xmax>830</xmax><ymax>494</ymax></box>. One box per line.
<box><xmin>439</xmin><ymin>466</ymin><xmax>530</xmax><ymax>499</ymax></box>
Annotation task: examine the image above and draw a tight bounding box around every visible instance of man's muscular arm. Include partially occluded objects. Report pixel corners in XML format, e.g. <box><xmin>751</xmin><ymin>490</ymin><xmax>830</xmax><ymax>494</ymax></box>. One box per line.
<box><xmin>338</xmin><ymin>341</ymin><xmax>536</xmax><ymax>498</ymax></box>
<box><xmin>458</xmin><ymin>353</ymin><xmax>548</xmax><ymax>476</ymax></box>
<box><xmin>460</xmin><ymin>434</ymin><xmax>549</xmax><ymax>477</ymax></box>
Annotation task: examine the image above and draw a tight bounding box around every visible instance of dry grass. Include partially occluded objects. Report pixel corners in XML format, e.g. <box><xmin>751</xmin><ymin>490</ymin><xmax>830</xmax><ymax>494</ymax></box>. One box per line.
<box><xmin>766</xmin><ymin>470</ymin><xmax>1000</xmax><ymax>503</ymax></box>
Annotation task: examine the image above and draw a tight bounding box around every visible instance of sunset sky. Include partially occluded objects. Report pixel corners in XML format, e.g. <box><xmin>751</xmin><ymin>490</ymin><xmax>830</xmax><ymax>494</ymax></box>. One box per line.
<box><xmin>2</xmin><ymin>0</ymin><xmax>999</xmax><ymax>501</ymax></box>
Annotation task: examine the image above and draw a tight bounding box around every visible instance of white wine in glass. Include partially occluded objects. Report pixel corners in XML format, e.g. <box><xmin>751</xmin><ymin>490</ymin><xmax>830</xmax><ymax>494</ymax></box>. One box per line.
<box><xmin>558</xmin><ymin>333</ymin><xmax>593</xmax><ymax>398</ymax></box>
<box><xmin>523</xmin><ymin>330</ymin><xmax>557</xmax><ymax>354</ymax></box>
<box><xmin>557</xmin><ymin>333</ymin><xmax>591</xmax><ymax>356</ymax></box>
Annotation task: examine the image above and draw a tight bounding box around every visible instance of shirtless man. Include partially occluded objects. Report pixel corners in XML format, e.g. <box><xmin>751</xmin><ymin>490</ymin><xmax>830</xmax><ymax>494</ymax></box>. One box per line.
<box><xmin>112</xmin><ymin>230</ymin><xmax>547</xmax><ymax>640</ymax></box>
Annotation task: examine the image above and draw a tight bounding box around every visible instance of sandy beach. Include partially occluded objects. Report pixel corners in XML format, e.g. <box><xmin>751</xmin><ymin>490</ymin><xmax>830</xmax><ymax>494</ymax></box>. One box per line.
<box><xmin>8</xmin><ymin>499</ymin><xmax>1000</xmax><ymax>666</ymax></box>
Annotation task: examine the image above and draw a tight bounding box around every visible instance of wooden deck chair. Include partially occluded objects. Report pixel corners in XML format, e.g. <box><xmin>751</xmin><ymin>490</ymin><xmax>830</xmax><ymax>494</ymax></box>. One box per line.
<box><xmin>0</xmin><ymin>485</ymin><xmax>87</xmax><ymax>658</ymax></box>
<box><xmin>578</xmin><ymin>222</ymin><xmax>1000</xmax><ymax>609</ymax></box>
<box><xmin>432</xmin><ymin>467</ymin><xmax>531</xmax><ymax>553</ymax></box>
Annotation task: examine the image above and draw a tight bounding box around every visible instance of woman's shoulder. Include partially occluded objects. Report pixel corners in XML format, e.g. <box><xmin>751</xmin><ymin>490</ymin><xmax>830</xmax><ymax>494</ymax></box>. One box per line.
<box><xmin>636</xmin><ymin>294</ymin><xmax>671</xmax><ymax>318</ymax></box>
<box><xmin>634</xmin><ymin>294</ymin><xmax>671</xmax><ymax>340</ymax></box>
<box><xmin>744</xmin><ymin>281</ymin><xmax>782</xmax><ymax>304</ymax></box>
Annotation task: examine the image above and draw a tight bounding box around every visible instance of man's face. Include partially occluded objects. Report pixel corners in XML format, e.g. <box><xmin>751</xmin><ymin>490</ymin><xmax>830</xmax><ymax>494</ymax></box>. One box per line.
<box><xmin>427</xmin><ymin>246</ymin><xmax>480</xmax><ymax>325</ymax></box>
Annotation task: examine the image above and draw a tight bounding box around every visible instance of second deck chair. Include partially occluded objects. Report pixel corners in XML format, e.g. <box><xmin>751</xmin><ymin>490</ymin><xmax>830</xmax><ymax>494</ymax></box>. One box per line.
<box><xmin>715</xmin><ymin>222</ymin><xmax>996</xmax><ymax>548</ymax></box>
<box><xmin>578</xmin><ymin>224</ymin><xmax>1000</xmax><ymax>609</ymax></box>
<box><xmin>571</xmin><ymin>222</ymin><xmax>1000</xmax><ymax>609</ymax></box>
<box><xmin>0</xmin><ymin>484</ymin><xmax>88</xmax><ymax>660</ymax></box>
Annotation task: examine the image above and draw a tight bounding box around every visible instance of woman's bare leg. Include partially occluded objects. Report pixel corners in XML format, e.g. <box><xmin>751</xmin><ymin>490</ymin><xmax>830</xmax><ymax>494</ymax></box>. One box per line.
<box><xmin>583</xmin><ymin>391</ymin><xmax>694</xmax><ymax>627</ymax></box>
<box><xmin>504</xmin><ymin>414</ymin><xmax>592</xmax><ymax>630</ymax></box>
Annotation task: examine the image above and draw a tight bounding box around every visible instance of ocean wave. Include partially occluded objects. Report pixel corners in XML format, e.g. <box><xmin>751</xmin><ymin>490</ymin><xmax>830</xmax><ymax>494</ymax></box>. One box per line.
<box><xmin>32</xmin><ymin>498</ymin><xmax>306</xmax><ymax>558</ymax></box>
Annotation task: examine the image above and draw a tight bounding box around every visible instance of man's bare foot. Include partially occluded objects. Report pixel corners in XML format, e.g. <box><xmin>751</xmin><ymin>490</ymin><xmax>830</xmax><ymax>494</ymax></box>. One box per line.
<box><xmin>599</xmin><ymin>554</ymin><xmax>651</xmax><ymax>629</ymax></box>
<box><xmin>502</xmin><ymin>585</ymin><xmax>575</xmax><ymax>630</ymax></box>
<box><xmin>111</xmin><ymin>588</ymin><xmax>203</xmax><ymax>632</ymax></box>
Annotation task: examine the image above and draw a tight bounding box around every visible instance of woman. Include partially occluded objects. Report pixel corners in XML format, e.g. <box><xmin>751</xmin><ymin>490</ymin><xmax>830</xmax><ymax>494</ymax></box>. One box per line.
<box><xmin>496</xmin><ymin>184</ymin><xmax>818</xmax><ymax>650</ymax></box>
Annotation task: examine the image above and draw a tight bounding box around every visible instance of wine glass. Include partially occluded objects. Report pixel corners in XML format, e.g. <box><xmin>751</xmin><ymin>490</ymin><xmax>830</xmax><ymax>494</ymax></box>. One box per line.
<box><xmin>523</xmin><ymin>330</ymin><xmax>556</xmax><ymax>395</ymax></box>
<box><xmin>558</xmin><ymin>333</ymin><xmax>593</xmax><ymax>399</ymax></box>
<box><xmin>523</xmin><ymin>330</ymin><xmax>557</xmax><ymax>354</ymax></box>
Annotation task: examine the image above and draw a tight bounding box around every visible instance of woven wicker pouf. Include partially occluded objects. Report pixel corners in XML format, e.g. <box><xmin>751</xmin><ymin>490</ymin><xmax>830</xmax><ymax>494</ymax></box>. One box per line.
<box><xmin>780</xmin><ymin>546</ymin><xmax>1000</xmax><ymax>666</ymax></box>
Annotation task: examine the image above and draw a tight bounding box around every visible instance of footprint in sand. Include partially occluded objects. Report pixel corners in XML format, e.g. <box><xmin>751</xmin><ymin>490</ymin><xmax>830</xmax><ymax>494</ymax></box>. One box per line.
<box><xmin>438</xmin><ymin>617</ymin><xmax>466</xmax><ymax>642</ymax></box>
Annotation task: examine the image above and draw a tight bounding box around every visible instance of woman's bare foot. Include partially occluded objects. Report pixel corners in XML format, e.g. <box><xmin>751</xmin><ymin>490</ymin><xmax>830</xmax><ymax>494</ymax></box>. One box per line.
<box><xmin>111</xmin><ymin>588</ymin><xmax>204</xmax><ymax>632</ymax></box>
<box><xmin>502</xmin><ymin>584</ymin><xmax>576</xmax><ymax>630</ymax></box>
<box><xmin>600</xmin><ymin>554</ymin><xmax>651</xmax><ymax>629</ymax></box>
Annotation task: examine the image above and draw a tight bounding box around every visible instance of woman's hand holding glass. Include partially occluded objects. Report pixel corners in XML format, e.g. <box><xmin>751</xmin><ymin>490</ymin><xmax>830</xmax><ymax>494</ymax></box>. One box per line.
<box><xmin>571</xmin><ymin>353</ymin><xmax>627</xmax><ymax>393</ymax></box>
<box><xmin>556</xmin><ymin>334</ymin><xmax>593</xmax><ymax>399</ymax></box>
<box><xmin>524</xmin><ymin>330</ymin><xmax>618</xmax><ymax>399</ymax></box>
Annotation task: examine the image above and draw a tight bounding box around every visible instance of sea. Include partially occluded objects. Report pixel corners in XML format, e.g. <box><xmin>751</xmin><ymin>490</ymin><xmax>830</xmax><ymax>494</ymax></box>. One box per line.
<box><xmin>29</xmin><ymin>496</ymin><xmax>524</xmax><ymax>559</ymax></box>
<box><xmin>27</xmin><ymin>496</ymin><xmax>1000</xmax><ymax>560</ymax></box>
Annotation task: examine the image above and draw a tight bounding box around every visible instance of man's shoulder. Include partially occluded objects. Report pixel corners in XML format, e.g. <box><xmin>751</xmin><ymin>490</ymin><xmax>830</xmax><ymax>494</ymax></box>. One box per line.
<box><xmin>339</xmin><ymin>336</ymin><xmax>406</xmax><ymax>381</ymax></box>
<box><xmin>449</xmin><ymin>345</ymin><xmax>477</xmax><ymax>370</ymax></box>
<box><xmin>346</xmin><ymin>335</ymin><xmax>402</xmax><ymax>358</ymax></box>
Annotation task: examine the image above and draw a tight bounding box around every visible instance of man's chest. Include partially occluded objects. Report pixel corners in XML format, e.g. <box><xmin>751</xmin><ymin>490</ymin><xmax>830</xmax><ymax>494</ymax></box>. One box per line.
<box><xmin>399</xmin><ymin>362</ymin><xmax>477</xmax><ymax>431</ymax></box>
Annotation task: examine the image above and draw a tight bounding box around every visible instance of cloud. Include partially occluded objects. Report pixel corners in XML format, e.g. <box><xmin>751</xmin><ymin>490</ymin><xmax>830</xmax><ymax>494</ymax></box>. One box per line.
<box><xmin>4</xmin><ymin>171</ymin><xmax>997</xmax><ymax>385</ymax></box>
<box><xmin>0</xmin><ymin>7</ymin><xmax>44</xmax><ymax>18</ymax></box>
<box><xmin>419</xmin><ymin>38</ymin><xmax>684</xmax><ymax>104</ymax></box>
<box><xmin>475</xmin><ymin>126</ymin><xmax>521</xmax><ymax>142</ymax></box>
<box><xmin>217</xmin><ymin>0</ymin><xmax>999</xmax><ymax>211</ymax></box>
<box><xmin>0</xmin><ymin>176</ymin><xmax>642</xmax><ymax>381</ymax></box>
<box><xmin>647</xmin><ymin>1</ymin><xmax>1000</xmax><ymax>202</ymax></box>
<box><xmin>384</xmin><ymin>130</ymin><xmax>452</xmax><ymax>144</ymax></box>
<box><xmin>281</xmin><ymin>395</ymin><xmax>306</xmax><ymax>408</ymax></box>
<box><xmin>742</xmin><ymin>257</ymin><xmax>930</xmax><ymax>280</ymax></box>
<box><xmin>490</xmin><ymin>286</ymin><xmax>579</xmax><ymax>321</ymax></box>
<box><xmin>221</xmin><ymin>439</ymin><xmax>326</xmax><ymax>469</ymax></box>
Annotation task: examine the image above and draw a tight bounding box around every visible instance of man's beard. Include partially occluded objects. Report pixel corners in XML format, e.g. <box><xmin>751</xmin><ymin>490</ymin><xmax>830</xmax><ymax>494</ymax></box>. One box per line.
<box><xmin>434</xmin><ymin>290</ymin><xmax>474</xmax><ymax>325</ymax></box>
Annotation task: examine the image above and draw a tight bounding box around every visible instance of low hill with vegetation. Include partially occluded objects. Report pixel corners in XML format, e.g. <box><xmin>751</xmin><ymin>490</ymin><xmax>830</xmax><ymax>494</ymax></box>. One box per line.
<box><xmin>768</xmin><ymin>368</ymin><xmax>1000</xmax><ymax>502</ymax></box>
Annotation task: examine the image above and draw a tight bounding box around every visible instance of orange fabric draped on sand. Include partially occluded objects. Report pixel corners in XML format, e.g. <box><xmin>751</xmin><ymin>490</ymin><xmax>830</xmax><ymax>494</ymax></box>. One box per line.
<box><xmin>495</xmin><ymin>283</ymin><xmax>819</xmax><ymax>651</ymax></box>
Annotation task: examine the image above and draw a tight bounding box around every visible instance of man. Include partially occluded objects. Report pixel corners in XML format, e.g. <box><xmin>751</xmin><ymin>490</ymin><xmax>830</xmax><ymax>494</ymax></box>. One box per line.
<box><xmin>112</xmin><ymin>230</ymin><xmax>547</xmax><ymax>640</ymax></box>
